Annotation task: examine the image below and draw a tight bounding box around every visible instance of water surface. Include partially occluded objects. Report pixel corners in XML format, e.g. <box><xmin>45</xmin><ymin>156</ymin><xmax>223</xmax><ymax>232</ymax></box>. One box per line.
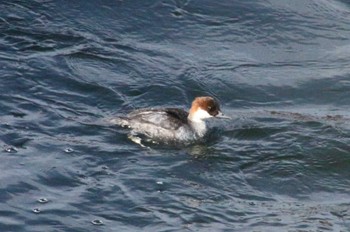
<box><xmin>1</xmin><ymin>0</ymin><xmax>350</xmax><ymax>231</ymax></box>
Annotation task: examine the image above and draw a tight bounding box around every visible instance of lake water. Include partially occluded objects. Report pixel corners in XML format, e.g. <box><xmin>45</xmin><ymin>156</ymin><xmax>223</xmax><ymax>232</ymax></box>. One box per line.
<box><xmin>1</xmin><ymin>0</ymin><xmax>350</xmax><ymax>231</ymax></box>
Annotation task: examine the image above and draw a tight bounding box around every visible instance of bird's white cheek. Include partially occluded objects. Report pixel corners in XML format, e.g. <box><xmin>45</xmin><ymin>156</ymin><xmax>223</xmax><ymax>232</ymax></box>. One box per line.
<box><xmin>191</xmin><ymin>109</ymin><xmax>212</xmax><ymax>122</ymax></box>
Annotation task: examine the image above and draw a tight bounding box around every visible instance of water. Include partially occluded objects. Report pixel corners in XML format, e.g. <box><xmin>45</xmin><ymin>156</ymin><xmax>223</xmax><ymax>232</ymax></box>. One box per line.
<box><xmin>1</xmin><ymin>0</ymin><xmax>350</xmax><ymax>231</ymax></box>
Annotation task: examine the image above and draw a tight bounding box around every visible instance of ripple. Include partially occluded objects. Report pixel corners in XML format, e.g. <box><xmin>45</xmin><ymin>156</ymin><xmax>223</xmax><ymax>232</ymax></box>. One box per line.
<box><xmin>64</xmin><ymin>147</ymin><xmax>74</xmax><ymax>153</ymax></box>
<box><xmin>37</xmin><ymin>198</ymin><xmax>49</xmax><ymax>204</ymax></box>
<box><xmin>91</xmin><ymin>219</ymin><xmax>104</xmax><ymax>226</ymax></box>
<box><xmin>3</xmin><ymin>145</ymin><xmax>17</xmax><ymax>153</ymax></box>
<box><xmin>32</xmin><ymin>208</ymin><xmax>41</xmax><ymax>214</ymax></box>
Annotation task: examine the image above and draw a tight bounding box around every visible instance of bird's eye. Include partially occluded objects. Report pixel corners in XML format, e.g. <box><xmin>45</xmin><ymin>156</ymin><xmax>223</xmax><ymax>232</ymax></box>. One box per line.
<box><xmin>208</xmin><ymin>106</ymin><xmax>216</xmax><ymax>112</ymax></box>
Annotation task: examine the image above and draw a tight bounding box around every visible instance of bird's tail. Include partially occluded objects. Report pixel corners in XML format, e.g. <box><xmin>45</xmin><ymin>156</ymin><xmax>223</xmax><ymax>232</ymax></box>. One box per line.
<box><xmin>109</xmin><ymin>116</ymin><xmax>130</xmax><ymax>127</ymax></box>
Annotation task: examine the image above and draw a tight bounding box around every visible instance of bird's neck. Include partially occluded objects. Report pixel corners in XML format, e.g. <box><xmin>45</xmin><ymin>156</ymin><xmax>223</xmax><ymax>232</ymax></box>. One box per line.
<box><xmin>188</xmin><ymin>118</ymin><xmax>207</xmax><ymax>137</ymax></box>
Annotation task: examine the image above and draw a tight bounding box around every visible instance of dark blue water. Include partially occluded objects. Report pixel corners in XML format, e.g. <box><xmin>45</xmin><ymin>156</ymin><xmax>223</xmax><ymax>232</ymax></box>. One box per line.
<box><xmin>1</xmin><ymin>0</ymin><xmax>350</xmax><ymax>231</ymax></box>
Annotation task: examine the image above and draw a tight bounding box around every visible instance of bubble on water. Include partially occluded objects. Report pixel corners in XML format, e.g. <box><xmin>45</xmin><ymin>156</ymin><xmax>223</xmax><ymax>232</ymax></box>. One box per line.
<box><xmin>64</xmin><ymin>148</ymin><xmax>74</xmax><ymax>153</ymax></box>
<box><xmin>128</xmin><ymin>158</ymin><xmax>138</xmax><ymax>163</ymax></box>
<box><xmin>32</xmin><ymin>208</ymin><xmax>41</xmax><ymax>214</ymax></box>
<box><xmin>172</xmin><ymin>9</ymin><xmax>183</xmax><ymax>17</ymax></box>
<box><xmin>3</xmin><ymin>145</ymin><xmax>17</xmax><ymax>153</ymax></box>
<box><xmin>37</xmin><ymin>198</ymin><xmax>49</xmax><ymax>204</ymax></box>
<box><xmin>156</xmin><ymin>181</ymin><xmax>165</xmax><ymax>192</ymax></box>
<box><xmin>91</xmin><ymin>219</ymin><xmax>104</xmax><ymax>225</ymax></box>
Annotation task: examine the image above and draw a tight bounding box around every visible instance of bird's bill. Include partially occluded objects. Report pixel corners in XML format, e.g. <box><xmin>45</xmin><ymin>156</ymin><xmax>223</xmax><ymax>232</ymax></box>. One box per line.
<box><xmin>216</xmin><ymin>111</ymin><xmax>231</xmax><ymax>119</ymax></box>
